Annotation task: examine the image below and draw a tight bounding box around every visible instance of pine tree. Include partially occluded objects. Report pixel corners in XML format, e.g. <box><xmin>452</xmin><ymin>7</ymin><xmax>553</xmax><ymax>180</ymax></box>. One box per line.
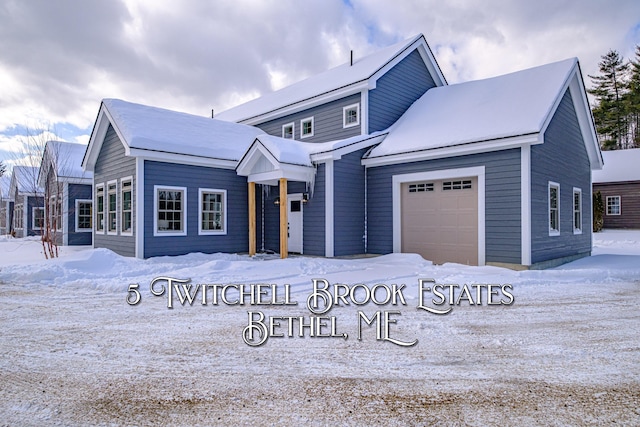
<box><xmin>588</xmin><ymin>50</ymin><xmax>629</xmax><ymax>150</ymax></box>
<box><xmin>0</xmin><ymin>161</ymin><xmax>5</xmax><ymax>178</ymax></box>
<box><xmin>626</xmin><ymin>45</ymin><xmax>640</xmax><ymax>148</ymax></box>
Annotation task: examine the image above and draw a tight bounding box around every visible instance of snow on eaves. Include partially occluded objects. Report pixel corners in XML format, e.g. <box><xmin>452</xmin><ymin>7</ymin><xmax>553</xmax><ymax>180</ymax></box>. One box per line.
<box><xmin>103</xmin><ymin>99</ymin><xmax>264</xmax><ymax>162</ymax></box>
<box><xmin>216</xmin><ymin>35</ymin><xmax>425</xmax><ymax>123</ymax></box>
<box><xmin>11</xmin><ymin>166</ymin><xmax>43</xmax><ymax>194</ymax></box>
<box><xmin>592</xmin><ymin>148</ymin><xmax>640</xmax><ymax>183</ymax></box>
<box><xmin>366</xmin><ymin>58</ymin><xmax>578</xmax><ymax>159</ymax></box>
<box><xmin>44</xmin><ymin>141</ymin><xmax>92</xmax><ymax>179</ymax></box>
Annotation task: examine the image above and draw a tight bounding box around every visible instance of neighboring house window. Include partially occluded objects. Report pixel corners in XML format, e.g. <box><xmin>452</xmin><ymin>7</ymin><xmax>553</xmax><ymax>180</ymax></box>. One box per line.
<box><xmin>606</xmin><ymin>196</ymin><xmax>621</xmax><ymax>215</ymax></box>
<box><xmin>343</xmin><ymin>103</ymin><xmax>360</xmax><ymax>128</ymax></box>
<box><xmin>154</xmin><ymin>186</ymin><xmax>187</xmax><ymax>236</ymax></box>
<box><xmin>121</xmin><ymin>179</ymin><xmax>133</xmax><ymax>234</ymax></box>
<box><xmin>282</xmin><ymin>123</ymin><xmax>294</xmax><ymax>139</ymax></box>
<box><xmin>96</xmin><ymin>184</ymin><xmax>105</xmax><ymax>233</ymax></box>
<box><xmin>573</xmin><ymin>188</ymin><xmax>582</xmax><ymax>234</ymax></box>
<box><xmin>76</xmin><ymin>199</ymin><xmax>92</xmax><ymax>232</ymax></box>
<box><xmin>199</xmin><ymin>188</ymin><xmax>226</xmax><ymax>235</ymax></box>
<box><xmin>549</xmin><ymin>182</ymin><xmax>560</xmax><ymax>236</ymax></box>
<box><xmin>55</xmin><ymin>197</ymin><xmax>62</xmax><ymax>231</ymax></box>
<box><xmin>14</xmin><ymin>204</ymin><xmax>23</xmax><ymax>229</ymax></box>
<box><xmin>33</xmin><ymin>207</ymin><xmax>45</xmax><ymax>230</ymax></box>
<box><xmin>300</xmin><ymin>117</ymin><xmax>314</xmax><ymax>138</ymax></box>
<box><xmin>107</xmin><ymin>181</ymin><xmax>117</xmax><ymax>234</ymax></box>
<box><xmin>49</xmin><ymin>196</ymin><xmax>62</xmax><ymax>231</ymax></box>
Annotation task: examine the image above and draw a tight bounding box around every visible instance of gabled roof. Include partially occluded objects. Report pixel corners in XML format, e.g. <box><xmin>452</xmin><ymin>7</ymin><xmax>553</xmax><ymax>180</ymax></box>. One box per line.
<box><xmin>9</xmin><ymin>166</ymin><xmax>43</xmax><ymax>199</ymax></box>
<box><xmin>0</xmin><ymin>175</ymin><xmax>10</xmax><ymax>200</ymax></box>
<box><xmin>363</xmin><ymin>58</ymin><xmax>603</xmax><ymax>170</ymax></box>
<box><xmin>593</xmin><ymin>148</ymin><xmax>640</xmax><ymax>183</ymax></box>
<box><xmin>38</xmin><ymin>140</ymin><xmax>92</xmax><ymax>187</ymax></box>
<box><xmin>82</xmin><ymin>99</ymin><xmax>266</xmax><ymax>171</ymax></box>
<box><xmin>216</xmin><ymin>34</ymin><xmax>446</xmax><ymax>124</ymax></box>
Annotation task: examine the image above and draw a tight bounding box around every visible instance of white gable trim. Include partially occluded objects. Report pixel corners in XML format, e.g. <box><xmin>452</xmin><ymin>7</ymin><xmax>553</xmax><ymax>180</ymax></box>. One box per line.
<box><xmin>237</xmin><ymin>140</ymin><xmax>315</xmax><ymax>185</ymax></box>
<box><xmin>127</xmin><ymin>148</ymin><xmax>237</xmax><ymax>169</ymax></box>
<box><xmin>83</xmin><ymin>105</ymin><xmax>130</xmax><ymax>172</ymax></box>
<box><xmin>392</xmin><ymin>166</ymin><xmax>485</xmax><ymax>266</ymax></box>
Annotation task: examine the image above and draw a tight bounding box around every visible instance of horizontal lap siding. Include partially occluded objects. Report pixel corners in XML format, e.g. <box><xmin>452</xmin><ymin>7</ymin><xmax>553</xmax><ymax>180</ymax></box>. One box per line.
<box><xmin>593</xmin><ymin>181</ymin><xmax>640</xmax><ymax>229</ymax></box>
<box><xmin>94</xmin><ymin>125</ymin><xmax>136</xmax><ymax>257</ymax></box>
<box><xmin>257</xmin><ymin>94</ymin><xmax>362</xmax><ymax>143</ymax></box>
<box><xmin>144</xmin><ymin>161</ymin><xmax>248</xmax><ymax>258</ymax></box>
<box><xmin>366</xmin><ymin>149</ymin><xmax>522</xmax><ymax>264</ymax></box>
<box><xmin>369</xmin><ymin>50</ymin><xmax>437</xmax><ymax>133</ymax></box>
<box><xmin>531</xmin><ymin>89</ymin><xmax>592</xmax><ymax>263</ymax></box>
<box><xmin>67</xmin><ymin>183</ymin><xmax>92</xmax><ymax>245</ymax></box>
<box><xmin>334</xmin><ymin>149</ymin><xmax>366</xmax><ymax>256</ymax></box>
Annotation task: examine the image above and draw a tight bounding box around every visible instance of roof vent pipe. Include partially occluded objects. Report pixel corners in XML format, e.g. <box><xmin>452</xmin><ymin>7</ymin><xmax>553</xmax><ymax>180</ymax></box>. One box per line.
<box><xmin>350</xmin><ymin>50</ymin><xmax>353</xmax><ymax>66</ymax></box>
<box><xmin>211</xmin><ymin>109</ymin><xmax>214</xmax><ymax>118</ymax></box>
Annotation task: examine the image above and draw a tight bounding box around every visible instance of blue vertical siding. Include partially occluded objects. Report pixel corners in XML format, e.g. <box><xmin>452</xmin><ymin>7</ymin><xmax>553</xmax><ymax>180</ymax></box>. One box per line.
<box><xmin>531</xmin><ymin>89</ymin><xmax>592</xmax><ymax>264</ymax></box>
<box><xmin>143</xmin><ymin>161</ymin><xmax>249</xmax><ymax>258</ymax></box>
<box><xmin>334</xmin><ymin>149</ymin><xmax>367</xmax><ymax>256</ymax></box>
<box><xmin>366</xmin><ymin>149</ymin><xmax>522</xmax><ymax>264</ymax></box>
<box><xmin>368</xmin><ymin>49</ymin><xmax>437</xmax><ymax>133</ymax></box>
<box><xmin>67</xmin><ymin>183</ymin><xmax>93</xmax><ymax>246</ymax></box>
<box><xmin>257</xmin><ymin>94</ymin><xmax>362</xmax><ymax>143</ymax></box>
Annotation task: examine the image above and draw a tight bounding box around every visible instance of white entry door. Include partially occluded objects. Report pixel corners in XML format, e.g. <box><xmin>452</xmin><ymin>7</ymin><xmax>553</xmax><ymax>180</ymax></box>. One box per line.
<box><xmin>288</xmin><ymin>194</ymin><xmax>303</xmax><ymax>253</ymax></box>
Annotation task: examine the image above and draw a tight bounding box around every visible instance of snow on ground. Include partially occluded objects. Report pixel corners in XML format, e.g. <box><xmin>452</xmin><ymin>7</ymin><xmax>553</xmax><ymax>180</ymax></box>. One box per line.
<box><xmin>0</xmin><ymin>231</ymin><xmax>639</xmax><ymax>426</ymax></box>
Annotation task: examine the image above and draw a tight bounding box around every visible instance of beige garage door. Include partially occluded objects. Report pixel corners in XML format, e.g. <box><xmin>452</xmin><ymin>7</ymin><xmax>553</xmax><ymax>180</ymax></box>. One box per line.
<box><xmin>401</xmin><ymin>177</ymin><xmax>478</xmax><ymax>265</ymax></box>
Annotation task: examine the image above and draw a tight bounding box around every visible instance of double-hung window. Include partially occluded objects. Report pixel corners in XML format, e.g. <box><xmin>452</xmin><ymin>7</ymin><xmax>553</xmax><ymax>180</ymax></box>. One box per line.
<box><xmin>606</xmin><ymin>196</ymin><xmax>621</xmax><ymax>215</ymax></box>
<box><xmin>14</xmin><ymin>204</ymin><xmax>23</xmax><ymax>229</ymax></box>
<box><xmin>199</xmin><ymin>189</ymin><xmax>226</xmax><ymax>235</ymax></box>
<box><xmin>154</xmin><ymin>186</ymin><xmax>186</xmax><ymax>236</ymax></box>
<box><xmin>33</xmin><ymin>207</ymin><xmax>44</xmax><ymax>230</ymax></box>
<box><xmin>549</xmin><ymin>182</ymin><xmax>560</xmax><ymax>236</ymax></box>
<box><xmin>573</xmin><ymin>188</ymin><xmax>582</xmax><ymax>234</ymax></box>
<box><xmin>107</xmin><ymin>181</ymin><xmax>117</xmax><ymax>234</ymax></box>
<box><xmin>96</xmin><ymin>184</ymin><xmax>105</xmax><ymax>233</ymax></box>
<box><xmin>76</xmin><ymin>199</ymin><xmax>92</xmax><ymax>232</ymax></box>
<box><xmin>121</xmin><ymin>178</ymin><xmax>133</xmax><ymax>234</ymax></box>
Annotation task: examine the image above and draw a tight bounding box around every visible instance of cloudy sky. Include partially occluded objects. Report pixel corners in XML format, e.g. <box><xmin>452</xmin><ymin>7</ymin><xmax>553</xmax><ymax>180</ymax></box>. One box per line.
<box><xmin>1</xmin><ymin>0</ymin><xmax>639</xmax><ymax>170</ymax></box>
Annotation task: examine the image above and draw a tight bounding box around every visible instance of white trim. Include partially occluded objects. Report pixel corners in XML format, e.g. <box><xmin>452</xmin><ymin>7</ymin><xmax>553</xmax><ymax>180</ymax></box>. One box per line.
<box><xmin>342</xmin><ymin>103</ymin><xmax>360</xmax><ymax>129</ymax></box>
<box><xmin>120</xmin><ymin>176</ymin><xmax>134</xmax><ymax>236</ymax></box>
<box><xmin>362</xmin><ymin>133</ymin><xmax>542</xmax><ymax>167</ymax></box>
<box><xmin>75</xmin><ymin>199</ymin><xmax>93</xmax><ymax>233</ymax></box>
<box><xmin>392</xmin><ymin>166</ymin><xmax>486</xmax><ymax>266</ymax></box>
<box><xmin>325</xmin><ymin>160</ymin><xmax>334</xmax><ymax>257</ymax></box>
<box><xmin>135</xmin><ymin>158</ymin><xmax>144</xmax><ymax>258</ymax></box>
<box><xmin>153</xmin><ymin>185</ymin><xmax>187</xmax><ymax>237</ymax></box>
<box><xmin>32</xmin><ymin>206</ymin><xmax>44</xmax><ymax>231</ymax></box>
<box><xmin>127</xmin><ymin>148</ymin><xmax>238</xmax><ymax>169</ymax></box>
<box><xmin>573</xmin><ymin>187</ymin><xmax>583</xmax><ymax>235</ymax></box>
<box><xmin>310</xmin><ymin>133</ymin><xmax>387</xmax><ymax>162</ymax></box>
<box><xmin>521</xmin><ymin>145</ymin><xmax>532</xmax><ymax>265</ymax></box>
<box><xmin>95</xmin><ymin>183</ymin><xmax>105</xmax><ymax>234</ymax></box>
<box><xmin>287</xmin><ymin>193</ymin><xmax>304</xmax><ymax>254</ymax></box>
<box><xmin>106</xmin><ymin>180</ymin><xmax>118</xmax><ymax>235</ymax></box>
<box><xmin>360</xmin><ymin>90</ymin><xmax>368</xmax><ymax>135</ymax></box>
<box><xmin>198</xmin><ymin>188</ymin><xmax>228</xmax><ymax>236</ymax></box>
<box><xmin>282</xmin><ymin>122</ymin><xmax>294</xmax><ymax>139</ymax></box>
<box><xmin>62</xmin><ymin>182</ymin><xmax>69</xmax><ymax>245</ymax></box>
<box><xmin>300</xmin><ymin>117</ymin><xmax>314</xmax><ymax>139</ymax></box>
<box><xmin>606</xmin><ymin>195</ymin><xmax>621</xmax><ymax>216</ymax></box>
<box><xmin>548</xmin><ymin>181</ymin><xmax>560</xmax><ymax>236</ymax></box>
<box><xmin>14</xmin><ymin>202</ymin><xmax>24</xmax><ymax>230</ymax></box>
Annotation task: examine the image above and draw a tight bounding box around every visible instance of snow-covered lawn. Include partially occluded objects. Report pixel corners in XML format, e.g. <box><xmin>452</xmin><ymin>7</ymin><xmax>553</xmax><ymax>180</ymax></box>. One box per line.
<box><xmin>0</xmin><ymin>231</ymin><xmax>638</xmax><ymax>426</ymax></box>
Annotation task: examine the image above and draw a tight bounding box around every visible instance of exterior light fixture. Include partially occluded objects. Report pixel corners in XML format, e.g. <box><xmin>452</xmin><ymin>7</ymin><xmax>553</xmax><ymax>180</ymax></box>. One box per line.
<box><xmin>274</xmin><ymin>197</ymin><xmax>280</xmax><ymax>206</ymax></box>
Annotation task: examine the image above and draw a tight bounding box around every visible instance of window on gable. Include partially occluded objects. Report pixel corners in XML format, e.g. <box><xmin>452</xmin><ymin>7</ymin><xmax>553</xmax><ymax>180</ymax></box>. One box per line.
<box><xmin>300</xmin><ymin>117</ymin><xmax>314</xmax><ymax>138</ymax></box>
<box><xmin>282</xmin><ymin>123</ymin><xmax>294</xmax><ymax>139</ymax></box>
<box><xmin>121</xmin><ymin>179</ymin><xmax>132</xmax><ymax>234</ymax></box>
<box><xmin>199</xmin><ymin>189</ymin><xmax>226</xmax><ymax>235</ymax></box>
<box><xmin>343</xmin><ymin>103</ymin><xmax>360</xmax><ymax>128</ymax></box>
<box><xmin>96</xmin><ymin>185</ymin><xmax>105</xmax><ymax>233</ymax></box>
<box><xmin>155</xmin><ymin>186</ymin><xmax>186</xmax><ymax>235</ymax></box>
<box><xmin>33</xmin><ymin>207</ymin><xmax>44</xmax><ymax>230</ymax></box>
<box><xmin>573</xmin><ymin>188</ymin><xmax>582</xmax><ymax>234</ymax></box>
<box><xmin>107</xmin><ymin>181</ymin><xmax>117</xmax><ymax>234</ymax></box>
<box><xmin>76</xmin><ymin>200</ymin><xmax>92</xmax><ymax>232</ymax></box>
<box><xmin>549</xmin><ymin>182</ymin><xmax>560</xmax><ymax>236</ymax></box>
<box><xmin>606</xmin><ymin>196</ymin><xmax>621</xmax><ymax>215</ymax></box>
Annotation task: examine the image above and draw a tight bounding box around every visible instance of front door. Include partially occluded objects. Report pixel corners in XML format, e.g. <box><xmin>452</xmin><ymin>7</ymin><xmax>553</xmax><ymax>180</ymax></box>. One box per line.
<box><xmin>288</xmin><ymin>194</ymin><xmax>303</xmax><ymax>253</ymax></box>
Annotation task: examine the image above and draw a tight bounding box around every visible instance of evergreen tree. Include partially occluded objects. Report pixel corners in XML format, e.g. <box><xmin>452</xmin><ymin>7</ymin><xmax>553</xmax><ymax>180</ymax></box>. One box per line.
<box><xmin>626</xmin><ymin>45</ymin><xmax>640</xmax><ymax>148</ymax></box>
<box><xmin>588</xmin><ymin>49</ymin><xmax>629</xmax><ymax>150</ymax></box>
<box><xmin>0</xmin><ymin>161</ymin><xmax>5</xmax><ymax>178</ymax></box>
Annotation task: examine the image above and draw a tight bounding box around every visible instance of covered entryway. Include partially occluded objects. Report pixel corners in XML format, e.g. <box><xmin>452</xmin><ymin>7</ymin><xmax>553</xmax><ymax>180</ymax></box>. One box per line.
<box><xmin>400</xmin><ymin>177</ymin><xmax>478</xmax><ymax>265</ymax></box>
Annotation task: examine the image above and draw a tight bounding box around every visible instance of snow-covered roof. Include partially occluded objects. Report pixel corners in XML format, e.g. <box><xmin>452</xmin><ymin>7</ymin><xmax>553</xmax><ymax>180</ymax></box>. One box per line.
<box><xmin>84</xmin><ymin>99</ymin><xmax>266</xmax><ymax>171</ymax></box>
<box><xmin>9</xmin><ymin>166</ymin><xmax>43</xmax><ymax>198</ymax></box>
<box><xmin>0</xmin><ymin>175</ymin><xmax>10</xmax><ymax>199</ymax></box>
<box><xmin>592</xmin><ymin>148</ymin><xmax>640</xmax><ymax>183</ymax></box>
<box><xmin>216</xmin><ymin>34</ymin><xmax>445</xmax><ymax>124</ymax></box>
<box><xmin>39</xmin><ymin>141</ymin><xmax>92</xmax><ymax>187</ymax></box>
<box><xmin>366</xmin><ymin>58</ymin><xmax>581</xmax><ymax>161</ymax></box>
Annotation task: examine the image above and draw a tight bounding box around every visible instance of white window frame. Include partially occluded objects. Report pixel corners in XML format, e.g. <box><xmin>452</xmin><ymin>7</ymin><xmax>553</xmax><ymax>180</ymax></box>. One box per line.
<box><xmin>49</xmin><ymin>195</ymin><xmax>62</xmax><ymax>232</ymax></box>
<box><xmin>282</xmin><ymin>122</ymin><xmax>295</xmax><ymax>139</ymax></box>
<box><xmin>32</xmin><ymin>207</ymin><xmax>45</xmax><ymax>231</ymax></box>
<box><xmin>300</xmin><ymin>117</ymin><xmax>314</xmax><ymax>139</ymax></box>
<box><xmin>573</xmin><ymin>188</ymin><xmax>582</xmax><ymax>235</ymax></box>
<box><xmin>154</xmin><ymin>185</ymin><xmax>187</xmax><ymax>237</ymax></box>
<box><xmin>343</xmin><ymin>103</ymin><xmax>360</xmax><ymax>128</ymax></box>
<box><xmin>120</xmin><ymin>177</ymin><xmax>133</xmax><ymax>235</ymax></box>
<box><xmin>107</xmin><ymin>180</ymin><xmax>118</xmax><ymax>235</ymax></box>
<box><xmin>606</xmin><ymin>196</ymin><xmax>621</xmax><ymax>216</ymax></box>
<box><xmin>14</xmin><ymin>203</ymin><xmax>23</xmax><ymax>230</ymax></box>
<box><xmin>75</xmin><ymin>199</ymin><xmax>93</xmax><ymax>233</ymax></box>
<box><xmin>198</xmin><ymin>188</ymin><xmax>227</xmax><ymax>236</ymax></box>
<box><xmin>95</xmin><ymin>184</ymin><xmax>105</xmax><ymax>234</ymax></box>
<box><xmin>548</xmin><ymin>181</ymin><xmax>560</xmax><ymax>236</ymax></box>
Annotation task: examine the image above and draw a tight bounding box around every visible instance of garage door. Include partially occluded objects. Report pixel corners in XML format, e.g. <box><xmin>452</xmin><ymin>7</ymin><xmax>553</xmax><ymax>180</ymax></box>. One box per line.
<box><xmin>401</xmin><ymin>177</ymin><xmax>478</xmax><ymax>265</ymax></box>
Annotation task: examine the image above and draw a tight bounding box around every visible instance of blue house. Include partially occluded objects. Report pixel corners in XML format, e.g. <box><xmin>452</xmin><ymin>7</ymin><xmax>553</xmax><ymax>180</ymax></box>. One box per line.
<box><xmin>9</xmin><ymin>166</ymin><xmax>44</xmax><ymax>238</ymax></box>
<box><xmin>83</xmin><ymin>34</ymin><xmax>602</xmax><ymax>269</ymax></box>
<box><xmin>38</xmin><ymin>141</ymin><xmax>93</xmax><ymax>246</ymax></box>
